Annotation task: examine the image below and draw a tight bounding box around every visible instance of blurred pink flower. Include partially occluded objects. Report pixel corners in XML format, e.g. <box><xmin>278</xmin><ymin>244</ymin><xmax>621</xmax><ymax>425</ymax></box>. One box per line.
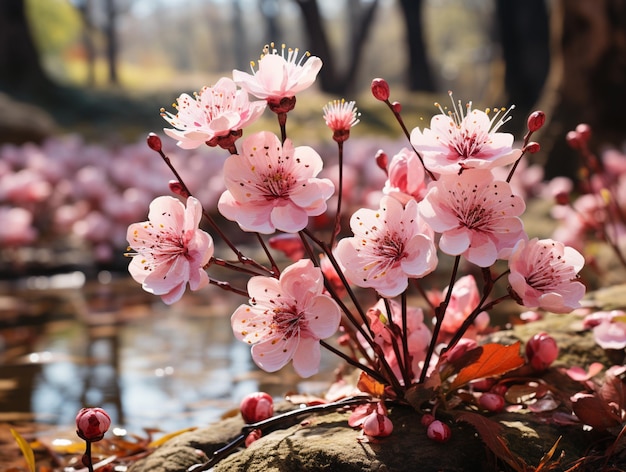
<box><xmin>0</xmin><ymin>206</ymin><xmax>36</xmax><ymax>245</ymax></box>
<box><xmin>335</xmin><ymin>196</ymin><xmax>437</xmax><ymax>297</ymax></box>
<box><xmin>525</xmin><ymin>332</ymin><xmax>559</xmax><ymax>371</ymax></box>
<box><xmin>233</xmin><ymin>43</ymin><xmax>322</xmax><ymax>104</ymax></box>
<box><xmin>231</xmin><ymin>259</ymin><xmax>341</xmax><ymax>377</ymax></box>
<box><xmin>587</xmin><ymin>310</ymin><xmax>626</xmax><ymax>350</ymax></box>
<box><xmin>362</xmin><ymin>298</ymin><xmax>431</xmax><ymax>383</ymax></box>
<box><xmin>428</xmin><ymin>275</ymin><xmax>489</xmax><ymax>336</ymax></box>
<box><xmin>126</xmin><ymin>196</ymin><xmax>213</xmax><ymax>305</ymax></box>
<box><xmin>161</xmin><ymin>77</ymin><xmax>266</xmax><ymax>150</ymax></box>
<box><xmin>382</xmin><ymin>147</ymin><xmax>428</xmax><ymax>204</ymax></box>
<box><xmin>218</xmin><ymin>131</ymin><xmax>334</xmax><ymax>234</ymax></box>
<box><xmin>419</xmin><ymin>170</ymin><xmax>526</xmax><ymax>266</ymax></box>
<box><xmin>410</xmin><ymin>94</ymin><xmax>521</xmax><ymax>175</ymax></box>
<box><xmin>508</xmin><ymin>238</ymin><xmax>585</xmax><ymax>313</ymax></box>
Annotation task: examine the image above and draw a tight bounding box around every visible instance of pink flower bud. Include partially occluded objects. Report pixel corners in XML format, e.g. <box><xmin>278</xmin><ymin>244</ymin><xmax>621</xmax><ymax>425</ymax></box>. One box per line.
<box><xmin>490</xmin><ymin>384</ymin><xmax>508</xmax><ymax>396</ymax></box>
<box><xmin>526</xmin><ymin>332</ymin><xmax>559</xmax><ymax>371</ymax></box>
<box><xmin>240</xmin><ymin>392</ymin><xmax>274</xmax><ymax>424</ymax></box>
<box><xmin>375</xmin><ymin>150</ymin><xmax>388</xmax><ymax>173</ymax></box>
<box><xmin>427</xmin><ymin>420</ymin><xmax>451</xmax><ymax>442</ymax></box>
<box><xmin>76</xmin><ymin>407</ymin><xmax>111</xmax><ymax>442</ymax></box>
<box><xmin>469</xmin><ymin>378</ymin><xmax>496</xmax><ymax>392</ymax></box>
<box><xmin>147</xmin><ymin>133</ymin><xmax>162</xmax><ymax>152</ymax></box>
<box><xmin>392</xmin><ymin>101</ymin><xmax>402</xmax><ymax>114</ymax></box>
<box><xmin>371</xmin><ymin>78</ymin><xmax>390</xmax><ymax>101</ymax></box>
<box><xmin>527</xmin><ymin>111</ymin><xmax>546</xmax><ymax>132</ymax></box>
<box><xmin>525</xmin><ymin>142</ymin><xmax>541</xmax><ymax>154</ymax></box>
<box><xmin>478</xmin><ymin>393</ymin><xmax>506</xmax><ymax>412</ymax></box>
<box><xmin>362</xmin><ymin>410</ymin><xmax>393</xmax><ymax>438</ymax></box>
<box><xmin>566</xmin><ymin>131</ymin><xmax>582</xmax><ymax>150</ymax></box>
<box><xmin>245</xmin><ymin>429</ymin><xmax>262</xmax><ymax>447</ymax></box>
<box><xmin>420</xmin><ymin>413</ymin><xmax>435</xmax><ymax>427</ymax></box>
<box><xmin>575</xmin><ymin>123</ymin><xmax>592</xmax><ymax>142</ymax></box>
<box><xmin>168</xmin><ymin>180</ymin><xmax>190</xmax><ymax>198</ymax></box>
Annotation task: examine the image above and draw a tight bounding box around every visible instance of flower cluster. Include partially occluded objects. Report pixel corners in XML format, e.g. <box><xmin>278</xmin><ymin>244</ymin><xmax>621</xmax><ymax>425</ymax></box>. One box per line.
<box><xmin>125</xmin><ymin>42</ymin><xmax>588</xmax><ymax>449</ymax></box>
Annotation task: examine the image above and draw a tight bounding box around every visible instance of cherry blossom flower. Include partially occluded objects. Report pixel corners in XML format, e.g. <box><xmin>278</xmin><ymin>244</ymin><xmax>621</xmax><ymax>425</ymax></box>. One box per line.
<box><xmin>76</xmin><ymin>407</ymin><xmax>111</xmax><ymax>442</ymax></box>
<box><xmin>508</xmin><ymin>238</ymin><xmax>586</xmax><ymax>314</ymax></box>
<box><xmin>335</xmin><ymin>196</ymin><xmax>437</xmax><ymax>297</ymax></box>
<box><xmin>418</xmin><ymin>169</ymin><xmax>526</xmax><ymax>267</ymax></box>
<box><xmin>382</xmin><ymin>148</ymin><xmax>429</xmax><ymax>204</ymax></box>
<box><xmin>233</xmin><ymin>43</ymin><xmax>322</xmax><ymax>110</ymax></box>
<box><xmin>231</xmin><ymin>259</ymin><xmax>341</xmax><ymax>377</ymax></box>
<box><xmin>161</xmin><ymin>77</ymin><xmax>266</xmax><ymax>150</ymax></box>
<box><xmin>410</xmin><ymin>93</ymin><xmax>521</xmax><ymax>175</ymax></box>
<box><xmin>217</xmin><ymin>131</ymin><xmax>335</xmax><ymax>234</ymax></box>
<box><xmin>0</xmin><ymin>206</ymin><xmax>36</xmax><ymax>245</ymax></box>
<box><xmin>323</xmin><ymin>99</ymin><xmax>360</xmax><ymax>142</ymax></box>
<box><xmin>126</xmin><ymin>196</ymin><xmax>213</xmax><ymax>304</ymax></box>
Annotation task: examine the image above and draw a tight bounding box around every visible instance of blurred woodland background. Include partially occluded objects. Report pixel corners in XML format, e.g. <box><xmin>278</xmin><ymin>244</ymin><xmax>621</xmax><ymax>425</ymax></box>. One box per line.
<box><xmin>0</xmin><ymin>0</ymin><xmax>625</xmax><ymax>178</ymax></box>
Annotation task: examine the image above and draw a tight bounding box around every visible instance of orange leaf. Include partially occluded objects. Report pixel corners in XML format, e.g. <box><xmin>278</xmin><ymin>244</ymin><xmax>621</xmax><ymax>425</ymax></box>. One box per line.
<box><xmin>10</xmin><ymin>429</ymin><xmax>35</xmax><ymax>472</ymax></box>
<box><xmin>357</xmin><ymin>371</ymin><xmax>385</xmax><ymax>397</ymax></box>
<box><xmin>450</xmin><ymin>342</ymin><xmax>524</xmax><ymax>390</ymax></box>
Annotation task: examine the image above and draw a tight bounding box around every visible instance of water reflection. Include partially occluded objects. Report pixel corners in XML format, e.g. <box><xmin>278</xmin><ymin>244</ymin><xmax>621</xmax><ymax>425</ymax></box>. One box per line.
<box><xmin>0</xmin><ymin>271</ymin><xmax>336</xmax><ymax>433</ymax></box>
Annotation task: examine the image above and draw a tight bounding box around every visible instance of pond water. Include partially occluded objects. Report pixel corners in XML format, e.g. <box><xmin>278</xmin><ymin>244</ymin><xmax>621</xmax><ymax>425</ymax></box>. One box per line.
<box><xmin>0</xmin><ymin>271</ymin><xmax>337</xmax><ymax>435</ymax></box>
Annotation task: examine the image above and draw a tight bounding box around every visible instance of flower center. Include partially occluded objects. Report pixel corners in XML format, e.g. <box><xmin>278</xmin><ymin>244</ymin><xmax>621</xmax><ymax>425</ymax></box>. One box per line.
<box><xmin>271</xmin><ymin>305</ymin><xmax>307</xmax><ymax>340</ymax></box>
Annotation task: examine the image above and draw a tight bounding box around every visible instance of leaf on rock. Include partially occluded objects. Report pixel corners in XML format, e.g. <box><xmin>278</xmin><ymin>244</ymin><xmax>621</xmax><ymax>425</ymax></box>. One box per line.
<box><xmin>450</xmin><ymin>342</ymin><xmax>524</xmax><ymax>390</ymax></box>
<box><xmin>357</xmin><ymin>371</ymin><xmax>385</xmax><ymax>397</ymax></box>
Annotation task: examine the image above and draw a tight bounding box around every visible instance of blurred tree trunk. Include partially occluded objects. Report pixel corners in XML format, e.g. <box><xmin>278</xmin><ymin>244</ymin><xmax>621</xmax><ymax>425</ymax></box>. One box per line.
<box><xmin>537</xmin><ymin>0</ymin><xmax>626</xmax><ymax>180</ymax></box>
<box><xmin>0</xmin><ymin>0</ymin><xmax>55</xmax><ymax>98</ymax></box>
<box><xmin>259</xmin><ymin>0</ymin><xmax>282</xmax><ymax>42</ymax></box>
<box><xmin>397</xmin><ymin>0</ymin><xmax>435</xmax><ymax>91</ymax></box>
<box><xmin>76</xmin><ymin>0</ymin><xmax>96</xmax><ymax>87</ymax></box>
<box><xmin>104</xmin><ymin>0</ymin><xmax>118</xmax><ymax>85</ymax></box>
<box><xmin>494</xmin><ymin>0</ymin><xmax>550</xmax><ymax>133</ymax></box>
<box><xmin>294</xmin><ymin>0</ymin><xmax>379</xmax><ymax>95</ymax></box>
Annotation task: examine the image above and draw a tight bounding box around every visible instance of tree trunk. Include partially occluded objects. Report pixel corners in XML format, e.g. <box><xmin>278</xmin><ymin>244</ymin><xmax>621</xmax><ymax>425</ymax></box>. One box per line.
<box><xmin>293</xmin><ymin>0</ymin><xmax>379</xmax><ymax>95</ymax></box>
<box><xmin>538</xmin><ymin>0</ymin><xmax>626</xmax><ymax>180</ymax></box>
<box><xmin>0</xmin><ymin>0</ymin><xmax>55</xmax><ymax>98</ymax></box>
<box><xmin>397</xmin><ymin>0</ymin><xmax>435</xmax><ymax>92</ymax></box>
<box><xmin>104</xmin><ymin>0</ymin><xmax>118</xmax><ymax>85</ymax></box>
<box><xmin>494</xmin><ymin>0</ymin><xmax>550</xmax><ymax>134</ymax></box>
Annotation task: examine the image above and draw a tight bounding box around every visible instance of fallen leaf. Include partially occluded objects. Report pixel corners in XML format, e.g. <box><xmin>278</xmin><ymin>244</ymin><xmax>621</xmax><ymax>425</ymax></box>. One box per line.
<box><xmin>450</xmin><ymin>342</ymin><xmax>524</xmax><ymax>390</ymax></box>
<box><xmin>10</xmin><ymin>428</ymin><xmax>35</xmax><ymax>472</ymax></box>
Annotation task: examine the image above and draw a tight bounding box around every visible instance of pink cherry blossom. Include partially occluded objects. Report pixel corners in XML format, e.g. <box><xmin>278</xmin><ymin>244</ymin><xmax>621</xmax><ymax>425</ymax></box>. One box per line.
<box><xmin>0</xmin><ymin>206</ymin><xmax>36</xmax><ymax>245</ymax></box>
<box><xmin>410</xmin><ymin>93</ymin><xmax>521</xmax><ymax>175</ymax></box>
<box><xmin>428</xmin><ymin>275</ymin><xmax>490</xmax><ymax>337</ymax></box>
<box><xmin>418</xmin><ymin>169</ymin><xmax>526</xmax><ymax>267</ymax></box>
<box><xmin>361</xmin><ymin>298</ymin><xmax>431</xmax><ymax>383</ymax></box>
<box><xmin>382</xmin><ymin>147</ymin><xmax>429</xmax><ymax>204</ymax></box>
<box><xmin>233</xmin><ymin>43</ymin><xmax>322</xmax><ymax>104</ymax></box>
<box><xmin>161</xmin><ymin>77</ymin><xmax>266</xmax><ymax>150</ymax></box>
<box><xmin>335</xmin><ymin>196</ymin><xmax>437</xmax><ymax>297</ymax></box>
<box><xmin>126</xmin><ymin>196</ymin><xmax>213</xmax><ymax>305</ymax></box>
<box><xmin>217</xmin><ymin>131</ymin><xmax>335</xmax><ymax>234</ymax></box>
<box><xmin>231</xmin><ymin>259</ymin><xmax>341</xmax><ymax>378</ymax></box>
<box><xmin>508</xmin><ymin>238</ymin><xmax>586</xmax><ymax>314</ymax></box>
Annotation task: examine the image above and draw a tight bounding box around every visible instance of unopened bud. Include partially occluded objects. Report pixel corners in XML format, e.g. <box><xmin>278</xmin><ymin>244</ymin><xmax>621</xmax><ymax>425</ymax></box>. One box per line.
<box><xmin>375</xmin><ymin>150</ymin><xmax>388</xmax><ymax>173</ymax></box>
<box><xmin>371</xmin><ymin>78</ymin><xmax>390</xmax><ymax>101</ymax></box>
<box><xmin>76</xmin><ymin>407</ymin><xmax>111</xmax><ymax>443</ymax></box>
<box><xmin>478</xmin><ymin>393</ymin><xmax>506</xmax><ymax>412</ymax></box>
<box><xmin>427</xmin><ymin>420</ymin><xmax>451</xmax><ymax>442</ymax></box>
<box><xmin>525</xmin><ymin>142</ymin><xmax>541</xmax><ymax>154</ymax></box>
<box><xmin>245</xmin><ymin>429</ymin><xmax>262</xmax><ymax>447</ymax></box>
<box><xmin>362</xmin><ymin>410</ymin><xmax>393</xmax><ymax>438</ymax></box>
<box><xmin>526</xmin><ymin>332</ymin><xmax>559</xmax><ymax>371</ymax></box>
<box><xmin>240</xmin><ymin>392</ymin><xmax>274</xmax><ymax>424</ymax></box>
<box><xmin>527</xmin><ymin>111</ymin><xmax>546</xmax><ymax>132</ymax></box>
<box><xmin>392</xmin><ymin>101</ymin><xmax>402</xmax><ymax>114</ymax></box>
<box><xmin>147</xmin><ymin>133</ymin><xmax>162</xmax><ymax>152</ymax></box>
<box><xmin>575</xmin><ymin>123</ymin><xmax>592</xmax><ymax>142</ymax></box>
<box><xmin>169</xmin><ymin>180</ymin><xmax>190</xmax><ymax>198</ymax></box>
<box><xmin>566</xmin><ymin>130</ymin><xmax>582</xmax><ymax>150</ymax></box>
<box><xmin>420</xmin><ymin>413</ymin><xmax>435</xmax><ymax>427</ymax></box>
